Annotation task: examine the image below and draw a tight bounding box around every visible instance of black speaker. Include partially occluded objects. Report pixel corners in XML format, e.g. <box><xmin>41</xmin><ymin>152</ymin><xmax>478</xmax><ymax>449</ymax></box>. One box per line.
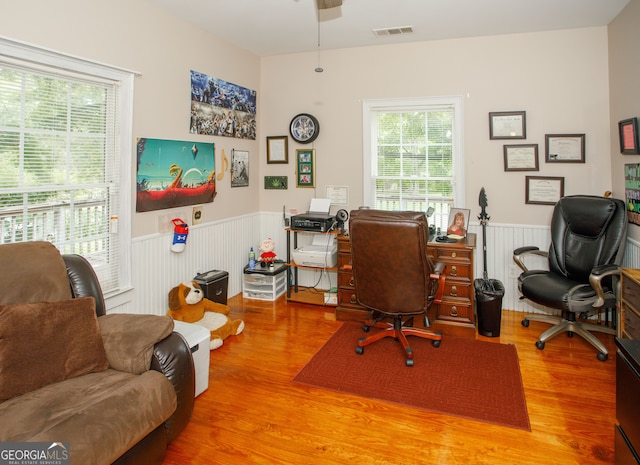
<box><xmin>336</xmin><ymin>209</ymin><xmax>349</xmax><ymax>233</ymax></box>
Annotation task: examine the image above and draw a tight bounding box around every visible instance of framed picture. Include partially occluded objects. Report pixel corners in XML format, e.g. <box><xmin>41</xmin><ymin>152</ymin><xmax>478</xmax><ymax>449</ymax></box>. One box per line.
<box><xmin>230</xmin><ymin>149</ymin><xmax>249</xmax><ymax>187</ymax></box>
<box><xmin>296</xmin><ymin>149</ymin><xmax>315</xmax><ymax>188</ymax></box>
<box><xmin>446</xmin><ymin>208</ymin><xmax>470</xmax><ymax>238</ymax></box>
<box><xmin>525</xmin><ymin>176</ymin><xmax>565</xmax><ymax>205</ymax></box>
<box><xmin>625</xmin><ymin>164</ymin><xmax>640</xmax><ymax>225</ymax></box>
<box><xmin>545</xmin><ymin>134</ymin><xmax>585</xmax><ymax>163</ymax></box>
<box><xmin>503</xmin><ymin>144</ymin><xmax>539</xmax><ymax>171</ymax></box>
<box><xmin>267</xmin><ymin>135</ymin><xmax>289</xmax><ymax>164</ymax></box>
<box><xmin>264</xmin><ymin>175</ymin><xmax>288</xmax><ymax>190</ymax></box>
<box><xmin>619</xmin><ymin>118</ymin><xmax>640</xmax><ymax>155</ymax></box>
<box><xmin>489</xmin><ymin>111</ymin><xmax>526</xmax><ymax>140</ymax></box>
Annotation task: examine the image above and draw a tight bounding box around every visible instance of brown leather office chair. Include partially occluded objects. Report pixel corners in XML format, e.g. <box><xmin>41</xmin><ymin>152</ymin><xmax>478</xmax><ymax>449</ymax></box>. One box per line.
<box><xmin>349</xmin><ymin>209</ymin><xmax>444</xmax><ymax>367</ymax></box>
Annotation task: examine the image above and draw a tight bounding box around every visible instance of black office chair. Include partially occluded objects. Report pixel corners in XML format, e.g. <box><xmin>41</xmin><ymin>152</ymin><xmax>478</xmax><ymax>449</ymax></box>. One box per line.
<box><xmin>349</xmin><ymin>209</ymin><xmax>444</xmax><ymax>367</ymax></box>
<box><xmin>513</xmin><ymin>195</ymin><xmax>627</xmax><ymax>361</ymax></box>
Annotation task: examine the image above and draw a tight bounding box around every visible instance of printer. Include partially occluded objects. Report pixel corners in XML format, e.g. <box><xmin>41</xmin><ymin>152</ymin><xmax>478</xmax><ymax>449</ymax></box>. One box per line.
<box><xmin>292</xmin><ymin>234</ymin><xmax>338</xmax><ymax>268</ymax></box>
<box><xmin>290</xmin><ymin>198</ymin><xmax>338</xmax><ymax>268</ymax></box>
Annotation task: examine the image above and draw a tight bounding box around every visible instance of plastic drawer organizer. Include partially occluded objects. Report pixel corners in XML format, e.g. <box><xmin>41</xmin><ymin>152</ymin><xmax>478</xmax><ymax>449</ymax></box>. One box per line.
<box><xmin>243</xmin><ymin>263</ymin><xmax>287</xmax><ymax>301</ymax></box>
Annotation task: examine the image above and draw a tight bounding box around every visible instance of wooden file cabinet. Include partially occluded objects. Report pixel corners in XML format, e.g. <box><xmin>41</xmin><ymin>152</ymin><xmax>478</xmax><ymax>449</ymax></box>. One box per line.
<box><xmin>336</xmin><ymin>233</ymin><xmax>477</xmax><ymax>338</ymax></box>
<box><xmin>620</xmin><ymin>268</ymin><xmax>640</xmax><ymax>340</ymax></box>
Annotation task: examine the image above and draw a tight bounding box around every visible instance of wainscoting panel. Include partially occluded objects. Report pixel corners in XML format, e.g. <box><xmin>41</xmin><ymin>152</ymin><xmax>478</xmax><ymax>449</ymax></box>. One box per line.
<box><xmin>110</xmin><ymin>214</ymin><xmax>640</xmax><ymax>316</ymax></box>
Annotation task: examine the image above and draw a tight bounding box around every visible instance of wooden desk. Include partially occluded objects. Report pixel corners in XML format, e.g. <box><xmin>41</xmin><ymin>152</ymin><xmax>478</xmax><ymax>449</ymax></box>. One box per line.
<box><xmin>336</xmin><ymin>233</ymin><xmax>477</xmax><ymax>338</ymax></box>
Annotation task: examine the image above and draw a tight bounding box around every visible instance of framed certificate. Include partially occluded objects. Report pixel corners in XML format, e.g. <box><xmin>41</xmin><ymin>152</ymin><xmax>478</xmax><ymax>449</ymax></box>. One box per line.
<box><xmin>545</xmin><ymin>134</ymin><xmax>585</xmax><ymax>163</ymax></box>
<box><xmin>525</xmin><ymin>176</ymin><xmax>564</xmax><ymax>205</ymax></box>
<box><xmin>266</xmin><ymin>136</ymin><xmax>288</xmax><ymax>164</ymax></box>
<box><xmin>489</xmin><ymin>111</ymin><xmax>526</xmax><ymax>140</ymax></box>
<box><xmin>503</xmin><ymin>144</ymin><xmax>539</xmax><ymax>171</ymax></box>
<box><xmin>619</xmin><ymin>118</ymin><xmax>640</xmax><ymax>155</ymax></box>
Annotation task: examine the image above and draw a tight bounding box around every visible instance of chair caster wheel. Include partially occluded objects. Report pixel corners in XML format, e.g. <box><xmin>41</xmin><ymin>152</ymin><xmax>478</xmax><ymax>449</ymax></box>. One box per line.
<box><xmin>567</xmin><ymin>331</ymin><xmax>574</xmax><ymax>338</ymax></box>
<box><xmin>535</xmin><ymin>340</ymin><xmax>545</xmax><ymax>350</ymax></box>
<box><xmin>362</xmin><ymin>325</ymin><xmax>370</xmax><ymax>332</ymax></box>
<box><xmin>521</xmin><ymin>319</ymin><xmax>530</xmax><ymax>327</ymax></box>
<box><xmin>432</xmin><ymin>339</ymin><xmax>441</xmax><ymax>348</ymax></box>
<box><xmin>597</xmin><ymin>352</ymin><xmax>608</xmax><ymax>362</ymax></box>
<box><xmin>355</xmin><ymin>346</ymin><xmax>364</xmax><ymax>355</ymax></box>
<box><xmin>405</xmin><ymin>358</ymin><xmax>414</xmax><ymax>367</ymax></box>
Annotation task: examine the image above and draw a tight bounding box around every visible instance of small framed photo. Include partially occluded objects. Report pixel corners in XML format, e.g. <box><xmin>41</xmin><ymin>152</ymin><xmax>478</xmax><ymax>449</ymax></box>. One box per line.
<box><xmin>489</xmin><ymin>111</ymin><xmax>526</xmax><ymax>140</ymax></box>
<box><xmin>230</xmin><ymin>149</ymin><xmax>249</xmax><ymax>187</ymax></box>
<box><xmin>446</xmin><ymin>208</ymin><xmax>470</xmax><ymax>238</ymax></box>
<box><xmin>619</xmin><ymin>118</ymin><xmax>640</xmax><ymax>155</ymax></box>
<box><xmin>545</xmin><ymin>134</ymin><xmax>585</xmax><ymax>163</ymax></box>
<box><xmin>296</xmin><ymin>149</ymin><xmax>315</xmax><ymax>188</ymax></box>
<box><xmin>267</xmin><ymin>135</ymin><xmax>289</xmax><ymax>164</ymax></box>
<box><xmin>503</xmin><ymin>144</ymin><xmax>539</xmax><ymax>171</ymax></box>
<box><xmin>525</xmin><ymin>176</ymin><xmax>565</xmax><ymax>205</ymax></box>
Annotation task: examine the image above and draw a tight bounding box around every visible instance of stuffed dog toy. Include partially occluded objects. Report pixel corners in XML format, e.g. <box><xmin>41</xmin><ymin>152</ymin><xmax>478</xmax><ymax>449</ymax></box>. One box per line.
<box><xmin>167</xmin><ymin>281</ymin><xmax>244</xmax><ymax>350</ymax></box>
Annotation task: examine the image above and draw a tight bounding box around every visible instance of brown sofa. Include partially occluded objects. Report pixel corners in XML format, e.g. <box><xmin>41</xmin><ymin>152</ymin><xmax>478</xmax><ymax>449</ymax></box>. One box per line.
<box><xmin>0</xmin><ymin>241</ymin><xmax>195</xmax><ymax>465</ymax></box>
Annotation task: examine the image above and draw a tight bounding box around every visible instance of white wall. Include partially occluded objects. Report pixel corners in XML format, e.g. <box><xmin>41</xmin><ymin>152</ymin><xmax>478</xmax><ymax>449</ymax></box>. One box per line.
<box><xmin>609</xmin><ymin>0</ymin><xmax>640</xmax><ymax>242</ymax></box>
<box><xmin>259</xmin><ymin>27</ymin><xmax>613</xmax><ymax>227</ymax></box>
<box><xmin>0</xmin><ymin>0</ymin><xmax>262</xmax><ymax>239</ymax></box>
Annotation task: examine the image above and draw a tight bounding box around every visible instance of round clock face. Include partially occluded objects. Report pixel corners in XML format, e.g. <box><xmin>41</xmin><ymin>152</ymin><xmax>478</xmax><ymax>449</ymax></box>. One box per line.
<box><xmin>290</xmin><ymin>113</ymin><xmax>320</xmax><ymax>144</ymax></box>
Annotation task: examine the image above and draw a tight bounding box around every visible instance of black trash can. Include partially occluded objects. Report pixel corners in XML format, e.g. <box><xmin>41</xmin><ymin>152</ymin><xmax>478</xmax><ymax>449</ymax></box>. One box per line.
<box><xmin>475</xmin><ymin>278</ymin><xmax>505</xmax><ymax>337</ymax></box>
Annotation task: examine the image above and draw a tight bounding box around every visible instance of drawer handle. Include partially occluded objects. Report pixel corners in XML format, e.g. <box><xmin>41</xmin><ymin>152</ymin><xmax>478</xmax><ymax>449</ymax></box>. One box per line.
<box><xmin>451</xmin><ymin>252</ymin><xmax>457</xmax><ymax>258</ymax></box>
<box><xmin>450</xmin><ymin>285</ymin><xmax>458</xmax><ymax>297</ymax></box>
<box><xmin>450</xmin><ymin>306</ymin><xmax>458</xmax><ymax>317</ymax></box>
<box><xmin>350</xmin><ymin>295</ymin><xmax>357</xmax><ymax>304</ymax></box>
<box><xmin>349</xmin><ymin>277</ymin><xmax>355</xmax><ymax>286</ymax></box>
<box><xmin>449</xmin><ymin>265</ymin><xmax>458</xmax><ymax>277</ymax></box>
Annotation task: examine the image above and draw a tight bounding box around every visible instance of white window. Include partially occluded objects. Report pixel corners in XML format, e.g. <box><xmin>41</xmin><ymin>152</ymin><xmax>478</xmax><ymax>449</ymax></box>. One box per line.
<box><xmin>0</xmin><ymin>38</ymin><xmax>133</xmax><ymax>298</ymax></box>
<box><xmin>362</xmin><ymin>96</ymin><xmax>464</xmax><ymax>230</ymax></box>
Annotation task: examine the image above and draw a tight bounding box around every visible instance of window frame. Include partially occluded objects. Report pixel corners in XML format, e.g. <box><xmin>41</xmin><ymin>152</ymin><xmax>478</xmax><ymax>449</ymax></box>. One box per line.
<box><xmin>0</xmin><ymin>37</ymin><xmax>134</xmax><ymax>303</ymax></box>
<box><xmin>362</xmin><ymin>95</ymin><xmax>465</xmax><ymax>226</ymax></box>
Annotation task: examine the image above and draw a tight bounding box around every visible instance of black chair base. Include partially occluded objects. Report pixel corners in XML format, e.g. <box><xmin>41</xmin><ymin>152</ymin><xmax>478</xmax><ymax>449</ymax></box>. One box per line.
<box><xmin>521</xmin><ymin>311</ymin><xmax>615</xmax><ymax>361</ymax></box>
<box><xmin>356</xmin><ymin>315</ymin><xmax>442</xmax><ymax>367</ymax></box>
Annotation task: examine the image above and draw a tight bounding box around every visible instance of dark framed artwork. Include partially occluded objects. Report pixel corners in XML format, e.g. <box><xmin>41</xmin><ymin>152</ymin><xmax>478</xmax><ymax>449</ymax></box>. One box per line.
<box><xmin>545</xmin><ymin>134</ymin><xmax>585</xmax><ymax>163</ymax></box>
<box><xmin>264</xmin><ymin>176</ymin><xmax>288</xmax><ymax>190</ymax></box>
<box><xmin>619</xmin><ymin>118</ymin><xmax>640</xmax><ymax>155</ymax></box>
<box><xmin>489</xmin><ymin>111</ymin><xmax>526</xmax><ymax>140</ymax></box>
<box><xmin>525</xmin><ymin>176</ymin><xmax>565</xmax><ymax>205</ymax></box>
<box><xmin>296</xmin><ymin>149</ymin><xmax>315</xmax><ymax>188</ymax></box>
<box><xmin>230</xmin><ymin>149</ymin><xmax>249</xmax><ymax>187</ymax></box>
<box><xmin>267</xmin><ymin>136</ymin><xmax>289</xmax><ymax>164</ymax></box>
<box><xmin>503</xmin><ymin>144</ymin><xmax>539</xmax><ymax>171</ymax></box>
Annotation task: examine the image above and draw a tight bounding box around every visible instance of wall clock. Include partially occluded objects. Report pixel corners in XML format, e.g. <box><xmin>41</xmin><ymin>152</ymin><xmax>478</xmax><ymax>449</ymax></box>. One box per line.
<box><xmin>289</xmin><ymin>113</ymin><xmax>320</xmax><ymax>144</ymax></box>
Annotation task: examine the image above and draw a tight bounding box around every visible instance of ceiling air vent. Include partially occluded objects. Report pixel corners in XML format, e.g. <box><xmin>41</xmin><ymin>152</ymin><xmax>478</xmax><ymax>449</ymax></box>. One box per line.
<box><xmin>373</xmin><ymin>26</ymin><xmax>414</xmax><ymax>38</ymax></box>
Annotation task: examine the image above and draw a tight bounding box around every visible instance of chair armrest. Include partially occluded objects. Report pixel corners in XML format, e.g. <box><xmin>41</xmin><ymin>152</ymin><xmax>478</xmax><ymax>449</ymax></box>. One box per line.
<box><xmin>589</xmin><ymin>265</ymin><xmax>621</xmax><ymax>308</ymax></box>
<box><xmin>151</xmin><ymin>332</ymin><xmax>195</xmax><ymax>443</ymax></box>
<box><xmin>430</xmin><ymin>260</ymin><xmax>446</xmax><ymax>304</ymax></box>
<box><xmin>513</xmin><ymin>246</ymin><xmax>548</xmax><ymax>272</ymax></box>
<box><xmin>98</xmin><ymin>314</ymin><xmax>174</xmax><ymax>374</ymax></box>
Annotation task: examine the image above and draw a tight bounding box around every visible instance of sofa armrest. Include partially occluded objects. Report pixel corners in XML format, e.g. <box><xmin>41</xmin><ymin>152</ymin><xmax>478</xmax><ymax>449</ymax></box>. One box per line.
<box><xmin>151</xmin><ymin>333</ymin><xmax>195</xmax><ymax>443</ymax></box>
<box><xmin>98</xmin><ymin>314</ymin><xmax>174</xmax><ymax>374</ymax></box>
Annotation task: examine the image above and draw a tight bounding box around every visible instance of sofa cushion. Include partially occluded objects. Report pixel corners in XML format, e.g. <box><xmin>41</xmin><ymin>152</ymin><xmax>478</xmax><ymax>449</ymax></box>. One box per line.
<box><xmin>0</xmin><ymin>241</ymin><xmax>71</xmax><ymax>305</ymax></box>
<box><xmin>0</xmin><ymin>369</ymin><xmax>177</xmax><ymax>465</ymax></box>
<box><xmin>98</xmin><ymin>314</ymin><xmax>174</xmax><ymax>374</ymax></box>
<box><xmin>0</xmin><ymin>297</ymin><xmax>108</xmax><ymax>402</ymax></box>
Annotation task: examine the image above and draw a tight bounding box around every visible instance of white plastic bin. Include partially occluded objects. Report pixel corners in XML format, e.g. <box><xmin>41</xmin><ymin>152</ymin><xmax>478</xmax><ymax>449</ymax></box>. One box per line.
<box><xmin>172</xmin><ymin>320</ymin><xmax>210</xmax><ymax>397</ymax></box>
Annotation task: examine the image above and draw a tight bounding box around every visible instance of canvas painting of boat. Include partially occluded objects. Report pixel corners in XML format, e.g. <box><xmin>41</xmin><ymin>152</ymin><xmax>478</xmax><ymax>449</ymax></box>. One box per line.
<box><xmin>136</xmin><ymin>138</ymin><xmax>216</xmax><ymax>212</ymax></box>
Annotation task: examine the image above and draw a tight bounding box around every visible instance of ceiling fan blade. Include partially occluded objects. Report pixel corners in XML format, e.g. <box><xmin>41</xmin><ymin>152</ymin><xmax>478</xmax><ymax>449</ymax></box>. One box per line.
<box><xmin>317</xmin><ymin>0</ymin><xmax>342</xmax><ymax>10</ymax></box>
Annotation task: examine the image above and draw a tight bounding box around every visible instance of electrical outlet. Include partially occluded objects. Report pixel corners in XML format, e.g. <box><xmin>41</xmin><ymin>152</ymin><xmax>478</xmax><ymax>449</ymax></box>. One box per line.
<box><xmin>192</xmin><ymin>205</ymin><xmax>203</xmax><ymax>225</ymax></box>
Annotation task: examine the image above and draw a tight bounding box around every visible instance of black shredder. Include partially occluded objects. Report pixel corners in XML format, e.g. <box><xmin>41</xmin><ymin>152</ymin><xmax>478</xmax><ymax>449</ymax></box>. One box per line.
<box><xmin>193</xmin><ymin>269</ymin><xmax>229</xmax><ymax>304</ymax></box>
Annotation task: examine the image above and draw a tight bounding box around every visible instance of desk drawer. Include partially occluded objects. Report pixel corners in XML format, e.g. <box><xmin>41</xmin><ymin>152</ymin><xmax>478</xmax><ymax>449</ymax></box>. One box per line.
<box><xmin>338</xmin><ymin>288</ymin><xmax>359</xmax><ymax>306</ymax></box>
<box><xmin>436</xmin><ymin>300</ymin><xmax>473</xmax><ymax>323</ymax></box>
<box><xmin>338</xmin><ymin>272</ymin><xmax>356</xmax><ymax>289</ymax></box>
<box><xmin>443</xmin><ymin>281</ymin><xmax>472</xmax><ymax>299</ymax></box>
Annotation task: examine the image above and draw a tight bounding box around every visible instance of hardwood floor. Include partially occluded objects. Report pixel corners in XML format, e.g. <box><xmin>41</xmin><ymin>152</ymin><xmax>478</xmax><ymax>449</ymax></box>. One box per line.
<box><xmin>163</xmin><ymin>295</ymin><xmax>617</xmax><ymax>465</ymax></box>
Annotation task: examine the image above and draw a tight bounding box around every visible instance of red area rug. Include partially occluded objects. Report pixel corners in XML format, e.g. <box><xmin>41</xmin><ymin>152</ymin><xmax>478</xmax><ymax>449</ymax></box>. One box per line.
<box><xmin>294</xmin><ymin>322</ymin><xmax>530</xmax><ymax>431</ymax></box>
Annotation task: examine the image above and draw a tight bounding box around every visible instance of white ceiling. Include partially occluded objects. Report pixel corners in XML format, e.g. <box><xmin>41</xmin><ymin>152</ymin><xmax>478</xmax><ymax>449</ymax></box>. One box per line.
<box><xmin>145</xmin><ymin>0</ymin><xmax>629</xmax><ymax>57</ymax></box>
